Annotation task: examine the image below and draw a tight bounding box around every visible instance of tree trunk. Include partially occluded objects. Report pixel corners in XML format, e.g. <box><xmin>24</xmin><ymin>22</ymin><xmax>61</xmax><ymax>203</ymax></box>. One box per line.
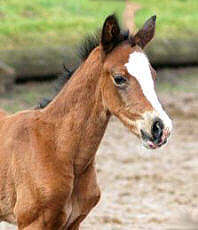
<box><xmin>0</xmin><ymin>60</ymin><xmax>15</xmax><ymax>94</ymax></box>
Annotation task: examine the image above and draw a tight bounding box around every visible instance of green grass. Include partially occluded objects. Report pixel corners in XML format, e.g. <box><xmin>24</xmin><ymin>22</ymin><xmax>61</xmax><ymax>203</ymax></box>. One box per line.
<box><xmin>134</xmin><ymin>0</ymin><xmax>198</xmax><ymax>39</ymax></box>
<box><xmin>0</xmin><ymin>0</ymin><xmax>197</xmax><ymax>50</ymax></box>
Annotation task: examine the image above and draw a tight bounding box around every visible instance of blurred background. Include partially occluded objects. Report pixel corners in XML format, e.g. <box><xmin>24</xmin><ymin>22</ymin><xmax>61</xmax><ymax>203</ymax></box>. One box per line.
<box><xmin>0</xmin><ymin>0</ymin><xmax>198</xmax><ymax>229</ymax></box>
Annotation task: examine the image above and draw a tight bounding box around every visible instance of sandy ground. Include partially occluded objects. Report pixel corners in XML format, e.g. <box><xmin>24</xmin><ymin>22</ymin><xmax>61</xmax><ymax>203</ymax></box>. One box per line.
<box><xmin>82</xmin><ymin>117</ymin><xmax>198</xmax><ymax>230</ymax></box>
<box><xmin>0</xmin><ymin>74</ymin><xmax>198</xmax><ymax>230</ymax></box>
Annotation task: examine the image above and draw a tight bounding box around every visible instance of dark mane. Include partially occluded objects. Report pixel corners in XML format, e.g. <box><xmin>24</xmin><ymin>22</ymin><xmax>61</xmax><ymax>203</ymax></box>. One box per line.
<box><xmin>36</xmin><ymin>18</ymin><xmax>129</xmax><ymax>109</ymax></box>
<box><xmin>35</xmin><ymin>66</ymin><xmax>75</xmax><ymax>109</ymax></box>
<box><xmin>78</xmin><ymin>32</ymin><xmax>100</xmax><ymax>61</ymax></box>
<box><xmin>78</xmin><ymin>29</ymin><xmax>129</xmax><ymax>61</ymax></box>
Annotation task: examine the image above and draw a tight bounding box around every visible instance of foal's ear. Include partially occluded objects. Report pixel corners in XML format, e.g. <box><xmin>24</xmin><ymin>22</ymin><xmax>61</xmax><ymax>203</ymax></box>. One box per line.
<box><xmin>101</xmin><ymin>14</ymin><xmax>121</xmax><ymax>54</ymax></box>
<box><xmin>131</xmin><ymin>15</ymin><xmax>156</xmax><ymax>49</ymax></box>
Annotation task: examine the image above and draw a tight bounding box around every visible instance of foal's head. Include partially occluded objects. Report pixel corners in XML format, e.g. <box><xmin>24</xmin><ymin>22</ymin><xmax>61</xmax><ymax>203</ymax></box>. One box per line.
<box><xmin>100</xmin><ymin>15</ymin><xmax>172</xmax><ymax>149</ymax></box>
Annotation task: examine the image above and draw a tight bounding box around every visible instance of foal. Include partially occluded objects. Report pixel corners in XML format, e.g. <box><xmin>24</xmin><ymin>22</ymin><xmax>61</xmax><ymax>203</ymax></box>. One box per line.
<box><xmin>0</xmin><ymin>15</ymin><xmax>172</xmax><ymax>229</ymax></box>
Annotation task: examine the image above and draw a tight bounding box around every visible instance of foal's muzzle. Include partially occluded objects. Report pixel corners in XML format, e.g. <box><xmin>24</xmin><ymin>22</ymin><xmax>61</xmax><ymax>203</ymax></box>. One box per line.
<box><xmin>141</xmin><ymin>118</ymin><xmax>170</xmax><ymax>149</ymax></box>
<box><xmin>151</xmin><ymin>118</ymin><xmax>164</xmax><ymax>144</ymax></box>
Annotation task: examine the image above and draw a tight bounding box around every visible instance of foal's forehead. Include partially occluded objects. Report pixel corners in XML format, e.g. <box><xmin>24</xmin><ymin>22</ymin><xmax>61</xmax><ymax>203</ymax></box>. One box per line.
<box><xmin>105</xmin><ymin>43</ymin><xmax>145</xmax><ymax>69</ymax></box>
<box><xmin>125</xmin><ymin>51</ymin><xmax>151</xmax><ymax>77</ymax></box>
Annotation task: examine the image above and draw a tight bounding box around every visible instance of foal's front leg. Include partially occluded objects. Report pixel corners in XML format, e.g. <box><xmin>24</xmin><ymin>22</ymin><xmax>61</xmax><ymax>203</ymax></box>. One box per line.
<box><xmin>67</xmin><ymin>163</ymin><xmax>101</xmax><ymax>230</ymax></box>
<box><xmin>17</xmin><ymin>209</ymin><xmax>67</xmax><ymax>230</ymax></box>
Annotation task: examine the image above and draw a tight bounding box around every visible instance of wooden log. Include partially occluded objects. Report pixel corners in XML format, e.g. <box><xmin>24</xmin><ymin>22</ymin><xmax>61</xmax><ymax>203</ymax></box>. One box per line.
<box><xmin>0</xmin><ymin>46</ymin><xmax>78</xmax><ymax>80</ymax></box>
<box><xmin>0</xmin><ymin>60</ymin><xmax>15</xmax><ymax>94</ymax></box>
<box><xmin>146</xmin><ymin>38</ymin><xmax>198</xmax><ymax>67</ymax></box>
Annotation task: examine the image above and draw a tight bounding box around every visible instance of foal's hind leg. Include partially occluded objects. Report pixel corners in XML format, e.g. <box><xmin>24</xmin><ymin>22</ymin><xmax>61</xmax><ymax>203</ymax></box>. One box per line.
<box><xmin>0</xmin><ymin>109</ymin><xmax>7</xmax><ymax>119</ymax></box>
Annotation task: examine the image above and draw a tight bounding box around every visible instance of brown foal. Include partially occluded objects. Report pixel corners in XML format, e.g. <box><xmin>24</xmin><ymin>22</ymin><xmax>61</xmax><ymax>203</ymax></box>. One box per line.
<box><xmin>0</xmin><ymin>15</ymin><xmax>172</xmax><ymax>229</ymax></box>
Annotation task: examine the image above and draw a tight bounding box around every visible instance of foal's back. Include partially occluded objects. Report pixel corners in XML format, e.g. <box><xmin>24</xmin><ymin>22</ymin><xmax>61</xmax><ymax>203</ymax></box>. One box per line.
<box><xmin>0</xmin><ymin>109</ymin><xmax>7</xmax><ymax>120</ymax></box>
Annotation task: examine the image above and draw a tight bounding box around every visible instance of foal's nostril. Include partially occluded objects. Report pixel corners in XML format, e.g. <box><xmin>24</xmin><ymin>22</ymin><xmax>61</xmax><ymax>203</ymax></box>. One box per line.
<box><xmin>151</xmin><ymin>118</ymin><xmax>164</xmax><ymax>144</ymax></box>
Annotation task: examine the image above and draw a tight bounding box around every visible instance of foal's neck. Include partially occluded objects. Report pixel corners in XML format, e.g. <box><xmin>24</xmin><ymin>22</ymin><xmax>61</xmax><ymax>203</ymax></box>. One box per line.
<box><xmin>43</xmin><ymin>48</ymin><xmax>111</xmax><ymax>173</ymax></box>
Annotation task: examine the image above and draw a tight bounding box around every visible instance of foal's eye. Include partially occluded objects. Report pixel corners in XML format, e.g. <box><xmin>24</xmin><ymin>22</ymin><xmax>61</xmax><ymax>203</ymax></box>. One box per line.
<box><xmin>113</xmin><ymin>75</ymin><xmax>127</xmax><ymax>87</ymax></box>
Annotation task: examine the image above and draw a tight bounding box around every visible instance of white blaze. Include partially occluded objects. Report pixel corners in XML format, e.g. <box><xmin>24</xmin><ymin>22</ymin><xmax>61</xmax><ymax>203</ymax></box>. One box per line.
<box><xmin>125</xmin><ymin>51</ymin><xmax>172</xmax><ymax>131</ymax></box>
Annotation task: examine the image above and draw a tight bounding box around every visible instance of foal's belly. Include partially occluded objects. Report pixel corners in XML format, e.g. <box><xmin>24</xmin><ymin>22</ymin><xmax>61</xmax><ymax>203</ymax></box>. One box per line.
<box><xmin>0</xmin><ymin>182</ymin><xmax>16</xmax><ymax>224</ymax></box>
<box><xmin>0</xmin><ymin>197</ymin><xmax>16</xmax><ymax>224</ymax></box>
<box><xmin>0</xmin><ymin>204</ymin><xmax>16</xmax><ymax>225</ymax></box>
<box><xmin>0</xmin><ymin>180</ymin><xmax>16</xmax><ymax>224</ymax></box>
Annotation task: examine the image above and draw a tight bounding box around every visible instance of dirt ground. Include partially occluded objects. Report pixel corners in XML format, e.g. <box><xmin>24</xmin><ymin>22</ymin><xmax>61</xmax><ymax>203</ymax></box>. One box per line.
<box><xmin>0</xmin><ymin>68</ymin><xmax>198</xmax><ymax>230</ymax></box>
<box><xmin>82</xmin><ymin>118</ymin><xmax>198</xmax><ymax>230</ymax></box>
